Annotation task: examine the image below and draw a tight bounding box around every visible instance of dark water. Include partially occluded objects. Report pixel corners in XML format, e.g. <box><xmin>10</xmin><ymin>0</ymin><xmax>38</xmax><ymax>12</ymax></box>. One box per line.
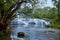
<box><xmin>10</xmin><ymin>25</ymin><xmax>60</xmax><ymax>40</ymax></box>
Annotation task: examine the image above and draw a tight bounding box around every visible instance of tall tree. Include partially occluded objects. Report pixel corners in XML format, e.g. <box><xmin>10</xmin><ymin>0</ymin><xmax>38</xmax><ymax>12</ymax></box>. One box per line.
<box><xmin>52</xmin><ymin>0</ymin><xmax>60</xmax><ymax>23</ymax></box>
<box><xmin>0</xmin><ymin>0</ymin><xmax>38</xmax><ymax>31</ymax></box>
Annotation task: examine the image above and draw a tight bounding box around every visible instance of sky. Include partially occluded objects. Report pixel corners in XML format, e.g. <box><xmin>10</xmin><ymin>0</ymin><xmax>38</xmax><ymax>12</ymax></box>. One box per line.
<box><xmin>46</xmin><ymin>0</ymin><xmax>54</xmax><ymax>7</ymax></box>
<box><xmin>36</xmin><ymin>0</ymin><xmax>54</xmax><ymax>8</ymax></box>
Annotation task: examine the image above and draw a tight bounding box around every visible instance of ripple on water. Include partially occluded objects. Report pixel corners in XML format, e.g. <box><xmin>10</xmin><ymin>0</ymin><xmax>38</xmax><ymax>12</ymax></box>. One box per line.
<box><xmin>10</xmin><ymin>27</ymin><xmax>59</xmax><ymax>40</ymax></box>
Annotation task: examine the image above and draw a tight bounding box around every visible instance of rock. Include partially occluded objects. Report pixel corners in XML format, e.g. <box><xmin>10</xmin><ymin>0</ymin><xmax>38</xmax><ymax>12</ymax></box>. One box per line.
<box><xmin>18</xmin><ymin>32</ymin><xmax>25</xmax><ymax>38</ymax></box>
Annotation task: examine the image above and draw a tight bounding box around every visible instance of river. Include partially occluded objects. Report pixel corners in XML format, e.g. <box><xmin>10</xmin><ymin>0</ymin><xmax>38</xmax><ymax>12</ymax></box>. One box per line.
<box><xmin>10</xmin><ymin>18</ymin><xmax>60</xmax><ymax>40</ymax></box>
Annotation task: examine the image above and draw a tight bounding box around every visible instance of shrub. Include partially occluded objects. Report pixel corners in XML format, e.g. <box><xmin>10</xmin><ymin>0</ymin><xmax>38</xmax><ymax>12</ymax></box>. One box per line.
<box><xmin>0</xmin><ymin>31</ymin><xmax>4</xmax><ymax>37</ymax></box>
<box><xmin>46</xmin><ymin>24</ymin><xmax>60</xmax><ymax>29</ymax></box>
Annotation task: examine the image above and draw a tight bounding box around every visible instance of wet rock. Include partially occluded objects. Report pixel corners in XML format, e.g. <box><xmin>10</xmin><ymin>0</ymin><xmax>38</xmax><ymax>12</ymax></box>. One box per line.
<box><xmin>17</xmin><ymin>32</ymin><xmax>25</xmax><ymax>38</ymax></box>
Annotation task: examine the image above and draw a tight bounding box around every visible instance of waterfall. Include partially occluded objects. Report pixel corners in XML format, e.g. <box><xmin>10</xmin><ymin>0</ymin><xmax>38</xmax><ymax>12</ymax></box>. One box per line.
<box><xmin>11</xmin><ymin>18</ymin><xmax>51</xmax><ymax>28</ymax></box>
<box><xmin>10</xmin><ymin>18</ymin><xmax>56</xmax><ymax>40</ymax></box>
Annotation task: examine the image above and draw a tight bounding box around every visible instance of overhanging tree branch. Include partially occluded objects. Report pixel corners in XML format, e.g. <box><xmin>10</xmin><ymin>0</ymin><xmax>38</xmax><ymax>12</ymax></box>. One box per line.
<box><xmin>1</xmin><ymin>0</ymin><xmax>27</xmax><ymax>25</ymax></box>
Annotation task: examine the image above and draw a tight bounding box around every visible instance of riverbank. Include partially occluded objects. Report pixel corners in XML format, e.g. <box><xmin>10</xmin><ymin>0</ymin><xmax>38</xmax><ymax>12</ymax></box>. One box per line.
<box><xmin>0</xmin><ymin>35</ymin><xmax>11</xmax><ymax>40</ymax></box>
<box><xmin>46</xmin><ymin>24</ymin><xmax>60</xmax><ymax>29</ymax></box>
<box><xmin>0</xmin><ymin>31</ymin><xmax>11</xmax><ymax>40</ymax></box>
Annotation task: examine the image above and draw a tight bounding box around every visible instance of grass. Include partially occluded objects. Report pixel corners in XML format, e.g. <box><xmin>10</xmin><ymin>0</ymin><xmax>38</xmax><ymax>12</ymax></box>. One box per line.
<box><xmin>46</xmin><ymin>24</ymin><xmax>60</xmax><ymax>29</ymax></box>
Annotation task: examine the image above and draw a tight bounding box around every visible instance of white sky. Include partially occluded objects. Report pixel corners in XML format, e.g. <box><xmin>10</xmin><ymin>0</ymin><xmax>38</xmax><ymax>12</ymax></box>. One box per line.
<box><xmin>36</xmin><ymin>0</ymin><xmax>54</xmax><ymax>8</ymax></box>
<box><xmin>46</xmin><ymin>0</ymin><xmax>54</xmax><ymax>7</ymax></box>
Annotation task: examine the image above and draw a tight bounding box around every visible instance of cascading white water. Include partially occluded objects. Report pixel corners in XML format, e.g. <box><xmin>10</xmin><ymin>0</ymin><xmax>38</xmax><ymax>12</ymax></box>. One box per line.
<box><xmin>11</xmin><ymin>18</ymin><xmax>50</xmax><ymax>28</ymax></box>
<box><xmin>10</xmin><ymin>18</ymin><xmax>58</xmax><ymax>40</ymax></box>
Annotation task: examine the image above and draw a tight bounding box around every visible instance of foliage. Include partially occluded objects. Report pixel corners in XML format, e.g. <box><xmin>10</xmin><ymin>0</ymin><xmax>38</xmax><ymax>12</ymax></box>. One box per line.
<box><xmin>17</xmin><ymin>0</ymin><xmax>47</xmax><ymax>17</ymax></box>
<box><xmin>0</xmin><ymin>0</ymin><xmax>47</xmax><ymax>31</ymax></box>
<box><xmin>0</xmin><ymin>31</ymin><xmax>4</xmax><ymax>37</ymax></box>
<box><xmin>0</xmin><ymin>0</ymin><xmax>22</xmax><ymax>31</ymax></box>
<box><xmin>46</xmin><ymin>24</ymin><xmax>60</xmax><ymax>29</ymax></box>
<box><xmin>52</xmin><ymin>0</ymin><xmax>60</xmax><ymax>23</ymax></box>
<box><xmin>0</xmin><ymin>31</ymin><xmax>10</xmax><ymax>40</ymax></box>
<box><xmin>31</xmin><ymin>7</ymin><xmax>56</xmax><ymax>20</ymax></box>
<box><xmin>0</xmin><ymin>0</ymin><xmax>40</xmax><ymax>31</ymax></box>
<box><xmin>18</xmin><ymin>6</ymin><xmax>33</xmax><ymax>17</ymax></box>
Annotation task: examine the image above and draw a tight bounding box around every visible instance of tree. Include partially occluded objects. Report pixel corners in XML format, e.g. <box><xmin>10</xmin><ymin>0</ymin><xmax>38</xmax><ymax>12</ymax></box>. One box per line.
<box><xmin>17</xmin><ymin>0</ymin><xmax>47</xmax><ymax>18</ymax></box>
<box><xmin>31</xmin><ymin>7</ymin><xmax>56</xmax><ymax>20</ymax></box>
<box><xmin>0</xmin><ymin>0</ymin><xmax>25</xmax><ymax>31</ymax></box>
<box><xmin>52</xmin><ymin>0</ymin><xmax>60</xmax><ymax>23</ymax></box>
<box><xmin>17</xmin><ymin>5</ymin><xmax>33</xmax><ymax>17</ymax></box>
<box><xmin>0</xmin><ymin>0</ymin><xmax>39</xmax><ymax>31</ymax></box>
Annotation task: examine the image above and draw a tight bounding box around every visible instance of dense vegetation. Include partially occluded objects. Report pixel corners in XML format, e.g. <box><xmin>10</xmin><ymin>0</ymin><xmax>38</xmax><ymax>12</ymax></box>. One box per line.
<box><xmin>0</xmin><ymin>0</ymin><xmax>40</xmax><ymax>31</ymax></box>
<box><xmin>46</xmin><ymin>0</ymin><xmax>60</xmax><ymax>28</ymax></box>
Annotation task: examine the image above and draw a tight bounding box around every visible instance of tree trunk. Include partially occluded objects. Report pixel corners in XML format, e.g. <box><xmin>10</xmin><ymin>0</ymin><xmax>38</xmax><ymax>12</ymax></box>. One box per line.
<box><xmin>0</xmin><ymin>19</ymin><xmax>7</xmax><ymax>31</ymax></box>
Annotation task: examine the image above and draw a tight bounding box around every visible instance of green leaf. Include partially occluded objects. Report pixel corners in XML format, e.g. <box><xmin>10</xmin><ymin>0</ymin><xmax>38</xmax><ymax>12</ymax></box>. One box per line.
<box><xmin>0</xmin><ymin>0</ymin><xmax>4</xmax><ymax>4</ymax></box>
<box><xmin>7</xmin><ymin>0</ymin><xmax>13</xmax><ymax>4</ymax></box>
<box><xmin>3</xmin><ymin>3</ymin><xmax>10</xmax><ymax>11</ymax></box>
